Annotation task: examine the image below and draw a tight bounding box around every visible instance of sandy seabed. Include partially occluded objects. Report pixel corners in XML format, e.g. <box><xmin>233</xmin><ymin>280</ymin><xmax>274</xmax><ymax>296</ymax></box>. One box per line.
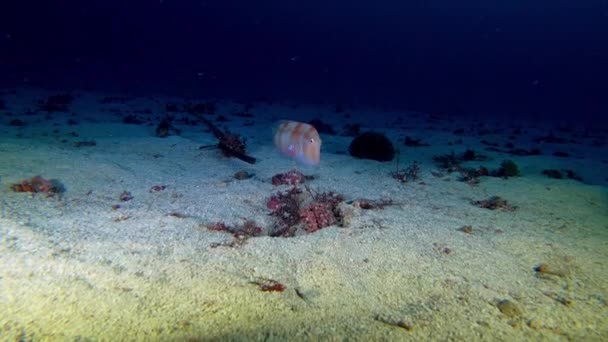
<box><xmin>0</xmin><ymin>88</ymin><xmax>607</xmax><ymax>341</ymax></box>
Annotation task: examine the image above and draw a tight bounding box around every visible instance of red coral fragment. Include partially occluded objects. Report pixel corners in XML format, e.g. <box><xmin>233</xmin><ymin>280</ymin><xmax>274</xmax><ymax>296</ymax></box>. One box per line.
<box><xmin>207</xmin><ymin>220</ymin><xmax>263</xmax><ymax>238</ymax></box>
<box><xmin>266</xmin><ymin>196</ymin><xmax>281</xmax><ymax>210</ymax></box>
<box><xmin>260</xmin><ymin>283</ymin><xmax>285</xmax><ymax>292</ymax></box>
<box><xmin>299</xmin><ymin>201</ymin><xmax>337</xmax><ymax>233</ymax></box>
<box><xmin>267</xmin><ymin>187</ymin><xmax>303</xmax><ymax>234</ymax></box>
<box><xmin>208</xmin><ymin>222</ymin><xmax>231</xmax><ymax>232</ymax></box>
<box><xmin>10</xmin><ymin>175</ymin><xmax>60</xmax><ymax>195</ymax></box>
<box><xmin>235</xmin><ymin>220</ymin><xmax>263</xmax><ymax>237</ymax></box>
<box><xmin>267</xmin><ymin>186</ymin><xmax>345</xmax><ymax>235</ymax></box>
<box><xmin>250</xmin><ymin>278</ymin><xmax>286</xmax><ymax>292</ymax></box>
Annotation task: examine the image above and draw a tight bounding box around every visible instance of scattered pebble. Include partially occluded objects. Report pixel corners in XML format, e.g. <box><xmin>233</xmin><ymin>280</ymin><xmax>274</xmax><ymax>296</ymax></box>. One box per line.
<box><xmin>543</xmin><ymin>291</ymin><xmax>573</xmax><ymax>307</ymax></box>
<box><xmin>497</xmin><ymin>299</ymin><xmax>522</xmax><ymax>318</ymax></box>
<box><xmin>527</xmin><ymin>319</ymin><xmax>541</xmax><ymax>330</ymax></box>
<box><xmin>534</xmin><ymin>263</ymin><xmax>567</xmax><ymax>277</ymax></box>
<box><xmin>472</xmin><ymin>196</ymin><xmax>516</xmax><ymax>211</ymax></box>
<box><xmin>458</xmin><ymin>225</ymin><xmax>473</xmax><ymax>234</ymax></box>
<box><xmin>234</xmin><ymin>170</ymin><xmax>252</xmax><ymax>180</ymax></box>
<box><xmin>149</xmin><ymin>184</ymin><xmax>167</xmax><ymax>192</ymax></box>
<box><xmin>119</xmin><ymin>191</ymin><xmax>133</xmax><ymax>202</ymax></box>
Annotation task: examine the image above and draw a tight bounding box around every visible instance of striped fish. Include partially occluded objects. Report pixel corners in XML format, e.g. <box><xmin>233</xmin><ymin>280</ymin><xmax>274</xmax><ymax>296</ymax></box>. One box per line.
<box><xmin>273</xmin><ymin>120</ymin><xmax>322</xmax><ymax>165</ymax></box>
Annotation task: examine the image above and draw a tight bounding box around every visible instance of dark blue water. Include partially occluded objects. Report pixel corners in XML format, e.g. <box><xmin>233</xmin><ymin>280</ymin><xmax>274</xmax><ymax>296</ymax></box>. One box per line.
<box><xmin>1</xmin><ymin>0</ymin><xmax>607</xmax><ymax>125</ymax></box>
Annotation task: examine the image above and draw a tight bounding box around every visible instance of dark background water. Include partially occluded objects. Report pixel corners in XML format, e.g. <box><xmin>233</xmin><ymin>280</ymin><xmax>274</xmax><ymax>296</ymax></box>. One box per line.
<box><xmin>1</xmin><ymin>0</ymin><xmax>607</xmax><ymax>125</ymax></box>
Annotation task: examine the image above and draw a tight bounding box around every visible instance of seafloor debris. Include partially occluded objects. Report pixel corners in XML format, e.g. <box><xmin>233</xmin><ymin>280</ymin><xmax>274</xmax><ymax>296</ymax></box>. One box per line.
<box><xmin>234</xmin><ymin>220</ymin><xmax>264</xmax><ymax>238</ymax></box>
<box><xmin>433</xmin><ymin>152</ymin><xmax>462</xmax><ymax>172</ymax></box>
<box><xmin>267</xmin><ymin>186</ymin><xmax>303</xmax><ymax>236</ymax></box>
<box><xmin>114</xmin><ymin>214</ymin><xmax>131</xmax><ymax>222</ymax></box>
<box><xmin>249</xmin><ymin>278</ymin><xmax>286</xmax><ymax>292</ymax></box>
<box><xmin>460</xmin><ymin>149</ymin><xmax>489</xmax><ymax>161</ymax></box>
<box><xmin>472</xmin><ymin>196</ymin><xmax>516</xmax><ymax>211</ymax></box>
<box><xmin>390</xmin><ymin>160</ymin><xmax>421</xmax><ymax>184</ymax></box>
<box><xmin>218</xmin><ymin>131</ymin><xmax>250</xmax><ymax>159</ymax></box>
<box><xmin>432</xmin><ymin>242</ymin><xmax>452</xmax><ymax>255</ymax></box>
<box><xmin>458</xmin><ymin>166</ymin><xmax>489</xmax><ymax>185</ymax></box>
<box><xmin>203</xmin><ymin>182</ymin><xmax>375</xmax><ymax>240</ymax></box>
<box><xmin>119</xmin><ymin>191</ymin><xmax>134</xmax><ymax>202</ymax></box>
<box><xmin>194</xmin><ymin>113</ymin><xmax>256</xmax><ymax>164</ymax></box>
<box><xmin>564</xmin><ymin>169</ymin><xmax>583</xmax><ymax>181</ymax></box>
<box><xmin>149</xmin><ymin>184</ymin><xmax>167</xmax><ymax>192</ymax></box>
<box><xmin>543</xmin><ymin>291</ymin><xmax>573</xmax><ymax>307</ymax></box>
<box><xmin>350</xmin><ymin>198</ymin><xmax>394</xmax><ymax>210</ymax></box>
<box><xmin>533</xmin><ymin>263</ymin><xmax>567</xmax><ymax>277</ymax></box>
<box><xmin>458</xmin><ymin>225</ymin><xmax>474</xmax><ymax>234</ymax></box>
<box><xmin>441</xmin><ymin>156</ymin><xmax>521</xmax><ymax>185</ymax></box>
<box><xmin>10</xmin><ymin>175</ymin><xmax>63</xmax><ymax>195</ymax></box>
<box><xmin>496</xmin><ymin>299</ymin><xmax>522</xmax><ymax>318</ymax></box>
<box><xmin>205</xmin><ymin>219</ymin><xmax>263</xmax><ymax>239</ymax></box>
<box><xmin>207</xmin><ymin>221</ymin><xmax>230</xmax><ymax>232</ymax></box>
<box><xmin>373</xmin><ymin>314</ymin><xmax>414</xmax><ymax>331</ymax></box>
<box><xmin>267</xmin><ymin>186</ymin><xmax>346</xmax><ymax>236</ymax></box>
<box><xmin>233</xmin><ymin>170</ymin><xmax>253</xmax><ymax>180</ymax></box>
<box><xmin>433</xmin><ymin>150</ymin><xmax>491</xmax><ymax>175</ymax></box>
<box><xmin>299</xmin><ymin>201</ymin><xmax>337</xmax><ymax>233</ymax></box>
<box><xmin>271</xmin><ymin>169</ymin><xmax>306</xmax><ymax>186</ymax></box>
<box><xmin>155</xmin><ymin>117</ymin><xmax>180</xmax><ymax>137</ymax></box>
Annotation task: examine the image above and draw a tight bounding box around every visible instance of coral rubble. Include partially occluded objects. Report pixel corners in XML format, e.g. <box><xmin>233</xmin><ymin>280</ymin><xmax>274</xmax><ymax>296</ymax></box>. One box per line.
<box><xmin>10</xmin><ymin>176</ymin><xmax>62</xmax><ymax>195</ymax></box>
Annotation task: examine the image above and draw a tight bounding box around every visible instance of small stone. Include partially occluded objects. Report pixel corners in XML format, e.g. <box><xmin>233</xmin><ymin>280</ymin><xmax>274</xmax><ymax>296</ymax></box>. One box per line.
<box><xmin>560</xmin><ymin>297</ymin><xmax>573</xmax><ymax>307</ymax></box>
<box><xmin>527</xmin><ymin>319</ymin><xmax>541</xmax><ymax>330</ymax></box>
<box><xmin>396</xmin><ymin>320</ymin><xmax>413</xmax><ymax>331</ymax></box>
<box><xmin>497</xmin><ymin>299</ymin><xmax>522</xmax><ymax>317</ymax></box>
<box><xmin>234</xmin><ymin>170</ymin><xmax>252</xmax><ymax>180</ymax></box>
<box><xmin>119</xmin><ymin>191</ymin><xmax>133</xmax><ymax>202</ymax></box>
<box><xmin>459</xmin><ymin>225</ymin><xmax>473</xmax><ymax>234</ymax></box>
<box><xmin>534</xmin><ymin>263</ymin><xmax>567</xmax><ymax>277</ymax></box>
<box><xmin>508</xmin><ymin>320</ymin><xmax>521</xmax><ymax>328</ymax></box>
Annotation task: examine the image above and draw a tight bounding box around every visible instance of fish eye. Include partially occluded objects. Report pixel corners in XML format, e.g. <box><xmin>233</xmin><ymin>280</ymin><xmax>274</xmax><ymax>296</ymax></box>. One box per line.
<box><xmin>309</xmin><ymin>138</ymin><xmax>315</xmax><ymax>143</ymax></box>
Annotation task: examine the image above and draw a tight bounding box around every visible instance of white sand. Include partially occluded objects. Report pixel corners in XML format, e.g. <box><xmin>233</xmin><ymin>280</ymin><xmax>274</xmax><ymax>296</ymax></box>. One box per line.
<box><xmin>0</xmin><ymin>88</ymin><xmax>607</xmax><ymax>340</ymax></box>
